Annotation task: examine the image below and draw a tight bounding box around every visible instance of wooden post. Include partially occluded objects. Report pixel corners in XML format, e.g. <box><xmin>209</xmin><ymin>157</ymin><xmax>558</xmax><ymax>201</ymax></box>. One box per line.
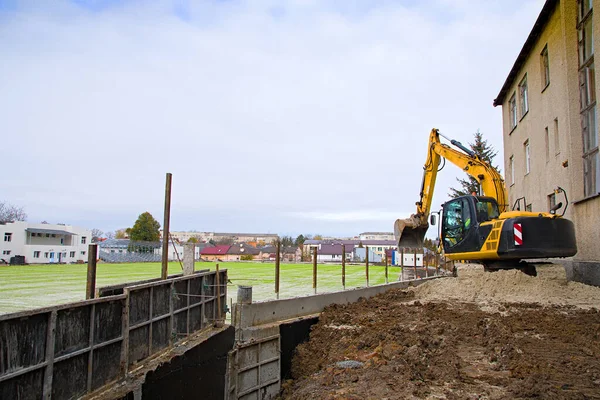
<box><xmin>161</xmin><ymin>172</ymin><xmax>172</xmax><ymax>280</ymax></box>
<box><xmin>385</xmin><ymin>250</ymin><xmax>389</xmax><ymax>284</ymax></box>
<box><xmin>313</xmin><ymin>247</ymin><xmax>317</xmax><ymax>294</ymax></box>
<box><xmin>275</xmin><ymin>240</ymin><xmax>281</xmax><ymax>299</ymax></box>
<box><xmin>424</xmin><ymin>249</ymin><xmax>429</xmax><ymax>277</ymax></box>
<box><xmin>341</xmin><ymin>244</ymin><xmax>346</xmax><ymax>290</ymax></box>
<box><xmin>216</xmin><ymin>264</ymin><xmax>222</xmax><ymax>326</ymax></box>
<box><xmin>413</xmin><ymin>248</ymin><xmax>418</xmax><ymax>279</ymax></box>
<box><xmin>365</xmin><ymin>246</ymin><xmax>369</xmax><ymax>287</ymax></box>
<box><xmin>435</xmin><ymin>253</ymin><xmax>440</xmax><ymax>276</ymax></box>
<box><xmin>86</xmin><ymin>244</ymin><xmax>97</xmax><ymax>299</ymax></box>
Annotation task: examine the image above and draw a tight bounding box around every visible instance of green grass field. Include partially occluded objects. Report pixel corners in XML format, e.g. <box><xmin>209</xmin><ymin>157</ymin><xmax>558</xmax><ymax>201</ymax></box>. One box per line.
<box><xmin>0</xmin><ymin>261</ymin><xmax>402</xmax><ymax>315</ymax></box>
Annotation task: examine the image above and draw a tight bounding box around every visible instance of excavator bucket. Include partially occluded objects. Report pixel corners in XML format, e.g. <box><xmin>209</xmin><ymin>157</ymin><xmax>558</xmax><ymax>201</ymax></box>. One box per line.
<box><xmin>394</xmin><ymin>217</ymin><xmax>428</xmax><ymax>249</ymax></box>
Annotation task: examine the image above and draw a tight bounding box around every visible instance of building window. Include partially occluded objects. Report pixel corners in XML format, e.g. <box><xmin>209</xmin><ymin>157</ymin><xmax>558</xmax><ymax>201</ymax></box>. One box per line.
<box><xmin>508</xmin><ymin>156</ymin><xmax>515</xmax><ymax>185</ymax></box>
<box><xmin>519</xmin><ymin>75</ymin><xmax>529</xmax><ymax>117</ymax></box>
<box><xmin>4</xmin><ymin>233</ymin><xmax>12</xmax><ymax>242</ymax></box>
<box><xmin>81</xmin><ymin>251</ymin><xmax>86</xmax><ymax>256</ymax></box>
<box><xmin>60</xmin><ymin>238</ymin><xmax>64</xmax><ymax>245</ymax></box>
<box><xmin>524</xmin><ymin>140</ymin><xmax>531</xmax><ymax>174</ymax></box>
<box><xmin>579</xmin><ymin>0</ymin><xmax>598</xmax><ymax>196</ymax></box>
<box><xmin>44</xmin><ymin>252</ymin><xmax>49</xmax><ymax>258</ymax></box>
<box><xmin>33</xmin><ymin>251</ymin><xmax>40</xmax><ymax>258</ymax></box>
<box><xmin>541</xmin><ymin>45</ymin><xmax>550</xmax><ymax>88</ymax></box>
<box><xmin>548</xmin><ymin>193</ymin><xmax>557</xmax><ymax>212</ymax></box>
<box><xmin>51</xmin><ymin>234</ymin><xmax>55</xmax><ymax>238</ymax></box>
<box><xmin>46</xmin><ymin>234</ymin><xmax>50</xmax><ymax>238</ymax></box>
<box><xmin>70</xmin><ymin>251</ymin><xmax>75</xmax><ymax>258</ymax></box>
<box><xmin>2</xmin><ymin>250</ymin><xmax>10</xmax><ymax>255</ymax></box>
<box><xmin>81</xmin><ymin>236</ymin><xmax>87</xmax><ymax>244</ymax></box>
<box><xmin>509</xmin><ymin>93</ymin><xmax>517</xmax><ymax>130</ymax></box>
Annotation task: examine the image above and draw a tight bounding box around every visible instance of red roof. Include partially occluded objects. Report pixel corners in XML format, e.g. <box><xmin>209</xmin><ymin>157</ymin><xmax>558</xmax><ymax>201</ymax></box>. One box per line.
<box><xmin>201</xmin><ymin>245</ymin><xmax>230</xmax><ymax>255</ymax></box>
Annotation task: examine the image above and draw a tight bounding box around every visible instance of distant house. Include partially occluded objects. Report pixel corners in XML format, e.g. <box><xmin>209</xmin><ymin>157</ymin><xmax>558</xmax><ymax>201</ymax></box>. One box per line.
<box><xmin>0</xmin><ymin>221</ymin><xmax>91</xmax><ymax>264</ymax></box>
<box><xmin>225</xmin><ymin>243</ymin><xmax>261</xmax><ymax>261</ymax></box>
<box><xmin>316</xmin><ymin>244</ymin><xmax>354</xmax><ymax>262</ymax></box>
<box><xmin>200</xmin><ymin>245</ymin><xmax>231</xmax><ymax>261</ymax></box>
<box><xmin>303</xmin><ymin>239</ymin><xmax>397</xmax><ymax>260</ymax></box>
<box><xmin>259</xmin><ymin>245</ymin><xmax>299</xmax><ymax>262</ymax></box>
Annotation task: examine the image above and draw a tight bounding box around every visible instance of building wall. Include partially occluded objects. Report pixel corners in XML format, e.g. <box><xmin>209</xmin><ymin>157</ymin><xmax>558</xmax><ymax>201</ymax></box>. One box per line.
<box><xmin>0</xmin><ymin>222</ymin><xmax>91</xmax><ymax>264</ymax></box>
<box><xmin>500</xmin><ymin>0</ymin><xmax>600</xmax><ymax>263</ymax></box>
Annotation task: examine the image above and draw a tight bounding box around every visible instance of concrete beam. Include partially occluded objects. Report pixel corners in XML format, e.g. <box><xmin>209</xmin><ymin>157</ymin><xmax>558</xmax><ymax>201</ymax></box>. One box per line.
<box><xmin>234</xmin><ymin>277</ymin><xmax>440</xmax><ymax>328</ymax></box>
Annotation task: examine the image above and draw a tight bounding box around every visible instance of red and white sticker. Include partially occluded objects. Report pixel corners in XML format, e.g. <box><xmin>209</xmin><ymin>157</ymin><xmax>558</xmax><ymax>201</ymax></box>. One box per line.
<box><xmin>514</xmin><ymin>223</ymin><xmax>523</xmax><ymax>246</ymax></box>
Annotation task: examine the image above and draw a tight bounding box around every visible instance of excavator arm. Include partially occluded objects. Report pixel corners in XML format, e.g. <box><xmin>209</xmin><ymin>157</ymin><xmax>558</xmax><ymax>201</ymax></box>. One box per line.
<box><xmin>395</xmin><ymin>128</ymin><xmax>509</xmax><ymax>248</ymax></box>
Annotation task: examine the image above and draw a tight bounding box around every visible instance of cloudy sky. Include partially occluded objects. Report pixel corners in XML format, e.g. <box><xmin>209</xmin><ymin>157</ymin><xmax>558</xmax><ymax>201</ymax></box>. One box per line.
<box><xmin>0</xmin><ymin>0</ymin><xmax>544</xmax><ymax>237</ymax></box>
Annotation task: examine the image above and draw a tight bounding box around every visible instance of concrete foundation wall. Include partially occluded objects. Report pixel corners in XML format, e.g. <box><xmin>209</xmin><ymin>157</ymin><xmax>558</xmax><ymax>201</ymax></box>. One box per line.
<box><xmin>233</xmin><ymin>278</ymin><xmax>437</xmax><ymax>329</ymax></box>
<box><xmin>564</xmin><ymin>261</ymin><xmax>600</xmax><ymax>287</ymax></box>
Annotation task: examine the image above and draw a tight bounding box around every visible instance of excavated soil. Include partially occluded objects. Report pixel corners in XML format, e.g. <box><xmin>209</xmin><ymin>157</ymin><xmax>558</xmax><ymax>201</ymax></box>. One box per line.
<box><xmin>281</xmin><ymin>264</ymin><xmax>600</xmax><ymax>399</ymax></box>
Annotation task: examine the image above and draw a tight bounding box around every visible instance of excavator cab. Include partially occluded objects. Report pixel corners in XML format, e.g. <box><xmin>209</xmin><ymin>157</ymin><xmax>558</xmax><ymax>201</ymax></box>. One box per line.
<box><xmin>440</xmin><ymin>196</ymin><xmax>499</xmax><ymax>253</ymax></box>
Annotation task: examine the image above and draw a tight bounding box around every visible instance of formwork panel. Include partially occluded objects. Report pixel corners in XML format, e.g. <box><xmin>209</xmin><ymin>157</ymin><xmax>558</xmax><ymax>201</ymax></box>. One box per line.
<box><xmin>0</xmin><ymin>368</ymin><xmax>44</xmax><ymax>399</ymax></box>
<box><xmin>152</xmin><ymin>285</ymin><xmax>170</xmax><ymax>317</ymax></box>
<box><xmin>128</xmin><ymin>326</ymin><xmax>149</xmax><ymax>365</ymax></box>
<box><xmin>94</xmin><ymin>299</ymin><xmax>123</xmax><ymax>344</ymax></box>
<box><xmin>0</xmin><ymin>312</ymin><xmax>48</xmax><ymax>374</ymax></box>
<box><xmin>238</xmin><ymin>346</ymin><xmax>258</xmax><ymax>366</ymax></box>
<box><xmin>261</xmin><ymin>360</ymin><xmax>278</xmax><ymax>383</ymax></box>
<box><xmin>54</xmin><ymin>306</ymin><xmax>90</xmax><ymax>357</ymax></box>
<box><xmin>239</xmin><ymin>392</ymin><xmax>258</xmax><ymax>400</ymax></box>
<box><xmin>189</xmin><ymin>305</ymin><xmax>202</xmax><ymax>332</ymax></box>
<box><xmin>151</xmin><ymin>318</ymin><xmax>170</xmax><ymax>352</ymax></box>
<box><xmin>189</xmin><ymin>277</ymin><xmax>203</xmax><ymax>305</ymax></box>
<box><xmin>238</xmin><ymin>368</ymin><xmax>258</xmax><ymax>393</ymax></box>
<box><xmin>261</xmin><ymin>339</ymin><xmax>278</xmax><ymax>360</ymax></box>
<box><xmin>173</xmin><ymin>281</ymin><xmax>188</xmax><ymax>310</ymax></box>
<box><xmin>92</xmin><ymin>341</ymin><xmax>122</xmax><ymax>390</ymax></box>
<box><xmin>52</xmin><ymin>353</ymin><xmax>88</xmax><ymax>400</ymax></box>
<box><xmin>129</xmin><ymin>289</ymin><xmax>150</xmax><ymax>325</ymax></box>
<box><xmin>174</xmin><ymin>311</ymin><xmax>188</xmax><ymax>337</ymax></box>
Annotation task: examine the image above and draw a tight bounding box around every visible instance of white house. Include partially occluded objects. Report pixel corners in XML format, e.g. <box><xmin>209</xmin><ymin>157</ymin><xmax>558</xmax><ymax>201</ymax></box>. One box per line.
<box><xmin>0</xmin><ymin>221</ymin><xmax>92</xmax><ymax>264</ymax></box>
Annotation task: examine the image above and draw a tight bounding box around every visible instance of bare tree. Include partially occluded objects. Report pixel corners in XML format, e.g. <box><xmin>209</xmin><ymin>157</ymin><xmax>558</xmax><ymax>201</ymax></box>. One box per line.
<box><xmin>0</xmin><ymin>201</ymin><xmax>27</xmax><ymax>224</ymax></box>
<box><xmin>105</xmin><ymin>231</ymin><xmax>115</xmax><ymax>239</ymax></box>
<box><xmin>91</xmin><ymin>228</ymin><xmax>104</xmax><ymax>243</ymax></box>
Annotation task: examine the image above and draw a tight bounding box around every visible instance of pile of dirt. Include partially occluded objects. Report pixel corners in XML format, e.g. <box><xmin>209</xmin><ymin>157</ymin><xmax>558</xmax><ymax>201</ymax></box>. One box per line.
<box><xmin>413</xmin><ymin>263</ymin><xmax>600</xmax><ymax>309</ymax></box>
<box><xmin>281</xmin><ymin>264</ymin><xmax>600</xmax><ymax>399</ymax></box>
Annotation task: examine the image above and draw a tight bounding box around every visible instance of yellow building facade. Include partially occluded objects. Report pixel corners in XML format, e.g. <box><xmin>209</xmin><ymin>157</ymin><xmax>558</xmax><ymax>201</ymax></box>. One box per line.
<box><xmin>494</xmin><ymin>0</ymin><xmax>599</xmax><ymax>284</ymax></box>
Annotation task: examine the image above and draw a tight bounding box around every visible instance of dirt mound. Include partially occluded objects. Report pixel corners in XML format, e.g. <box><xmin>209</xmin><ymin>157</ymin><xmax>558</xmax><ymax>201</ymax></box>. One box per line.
<box><xmin>281</xmin><ymin>265</ymin><xmax>600</xmax><ymax>399</ymax></box>
<box><xmin>413</xmin><ymin>263</ymin><xmax>600</xmax><ymax>309</ymax></box>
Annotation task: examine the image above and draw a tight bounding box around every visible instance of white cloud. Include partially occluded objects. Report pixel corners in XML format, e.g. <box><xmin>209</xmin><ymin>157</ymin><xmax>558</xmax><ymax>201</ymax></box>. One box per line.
<box><xmin>0</xmin><ymin>0</ymin><xmax>542</xmax><ymax>236</ymax></box>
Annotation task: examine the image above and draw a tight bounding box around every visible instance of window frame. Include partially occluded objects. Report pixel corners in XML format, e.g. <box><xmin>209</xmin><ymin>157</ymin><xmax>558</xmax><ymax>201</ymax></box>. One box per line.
<box><xmin>509</xmin><ymin>92</ymin><xmax>518</xmax><ymax>131</ymax></box>
<box><xmin>509</xmin><ymin>155</ymin><xmax>515</xmax><ymax>186</ymax></box>
<box><xmin>541</xmin><ymin>45</ymin><xmax>550</xmax><ymax>90</ymax></box>
<box><xmin>3</xmin><ymin>233</ymin><xmax>12</xmax><ymax>242</ymax></box>
<box><xmin>519</xmin><ymin>75</ymin><xmax>529</xmax><ymax>119</ymax></box>
<box><xmin>578</xmin><ymin>0</ymin><xmax>599</xmax><ymax>197</ymax></box>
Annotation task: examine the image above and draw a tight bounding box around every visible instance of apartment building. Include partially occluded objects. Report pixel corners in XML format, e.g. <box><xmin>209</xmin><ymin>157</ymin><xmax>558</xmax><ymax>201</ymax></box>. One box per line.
<box><xmin>494</xmin><ymin>0</ymin><xmax>600</xmax><ymax>282</ymax></box>
<box><xmin>0</xmin><ymin>221</ymin><xmax>91</xmax><ymax>264</ymax></box>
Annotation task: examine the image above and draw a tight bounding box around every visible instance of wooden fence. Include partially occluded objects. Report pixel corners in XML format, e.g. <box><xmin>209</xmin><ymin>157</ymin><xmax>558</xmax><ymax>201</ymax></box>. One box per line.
<box><xmin>0</xmin><ymin>269</ymin><xmax>226</xmax><ymax>400</ymax></box>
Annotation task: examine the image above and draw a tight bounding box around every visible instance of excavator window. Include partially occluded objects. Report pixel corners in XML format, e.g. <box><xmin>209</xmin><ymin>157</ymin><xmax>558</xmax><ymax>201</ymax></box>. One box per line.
<box><xmin>442</xmin><ymin>198</ymin><xmax>472</xmax><ymax>249</ymax></box>
<box><xmin>474</xmin><ymin>198</ymin><xmax>500</xmax><ymax>222</ymax></box>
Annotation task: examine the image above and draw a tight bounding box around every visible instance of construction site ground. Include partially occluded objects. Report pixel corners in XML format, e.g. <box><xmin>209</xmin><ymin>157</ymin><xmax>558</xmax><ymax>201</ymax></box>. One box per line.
<box><xmin>281</xmin><ymin>263</ymin><xmax>600</xmax><ymax>400</ymax></box>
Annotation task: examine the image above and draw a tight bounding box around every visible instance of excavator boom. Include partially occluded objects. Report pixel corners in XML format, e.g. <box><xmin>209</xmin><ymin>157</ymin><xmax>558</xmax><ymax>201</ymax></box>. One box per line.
<box><xmin>395</xmin><ymin>128</ymin><xmax>508</xmax><ymax>248</ymax></box>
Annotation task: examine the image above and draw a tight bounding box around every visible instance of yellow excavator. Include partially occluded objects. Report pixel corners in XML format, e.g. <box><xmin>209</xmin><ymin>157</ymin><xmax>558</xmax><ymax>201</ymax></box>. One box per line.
<box><xmin>394</xmin><ymin>128</ymin><xmax>577</xmax><ymax>275</ymax></box>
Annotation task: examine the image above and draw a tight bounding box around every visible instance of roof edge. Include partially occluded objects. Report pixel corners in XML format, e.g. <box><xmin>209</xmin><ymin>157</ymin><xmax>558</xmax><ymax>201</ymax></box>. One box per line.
<box><xmin>493</xmin><ymin>0</ymin><xmax>559</xmax><ymax>107</ymax></box>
